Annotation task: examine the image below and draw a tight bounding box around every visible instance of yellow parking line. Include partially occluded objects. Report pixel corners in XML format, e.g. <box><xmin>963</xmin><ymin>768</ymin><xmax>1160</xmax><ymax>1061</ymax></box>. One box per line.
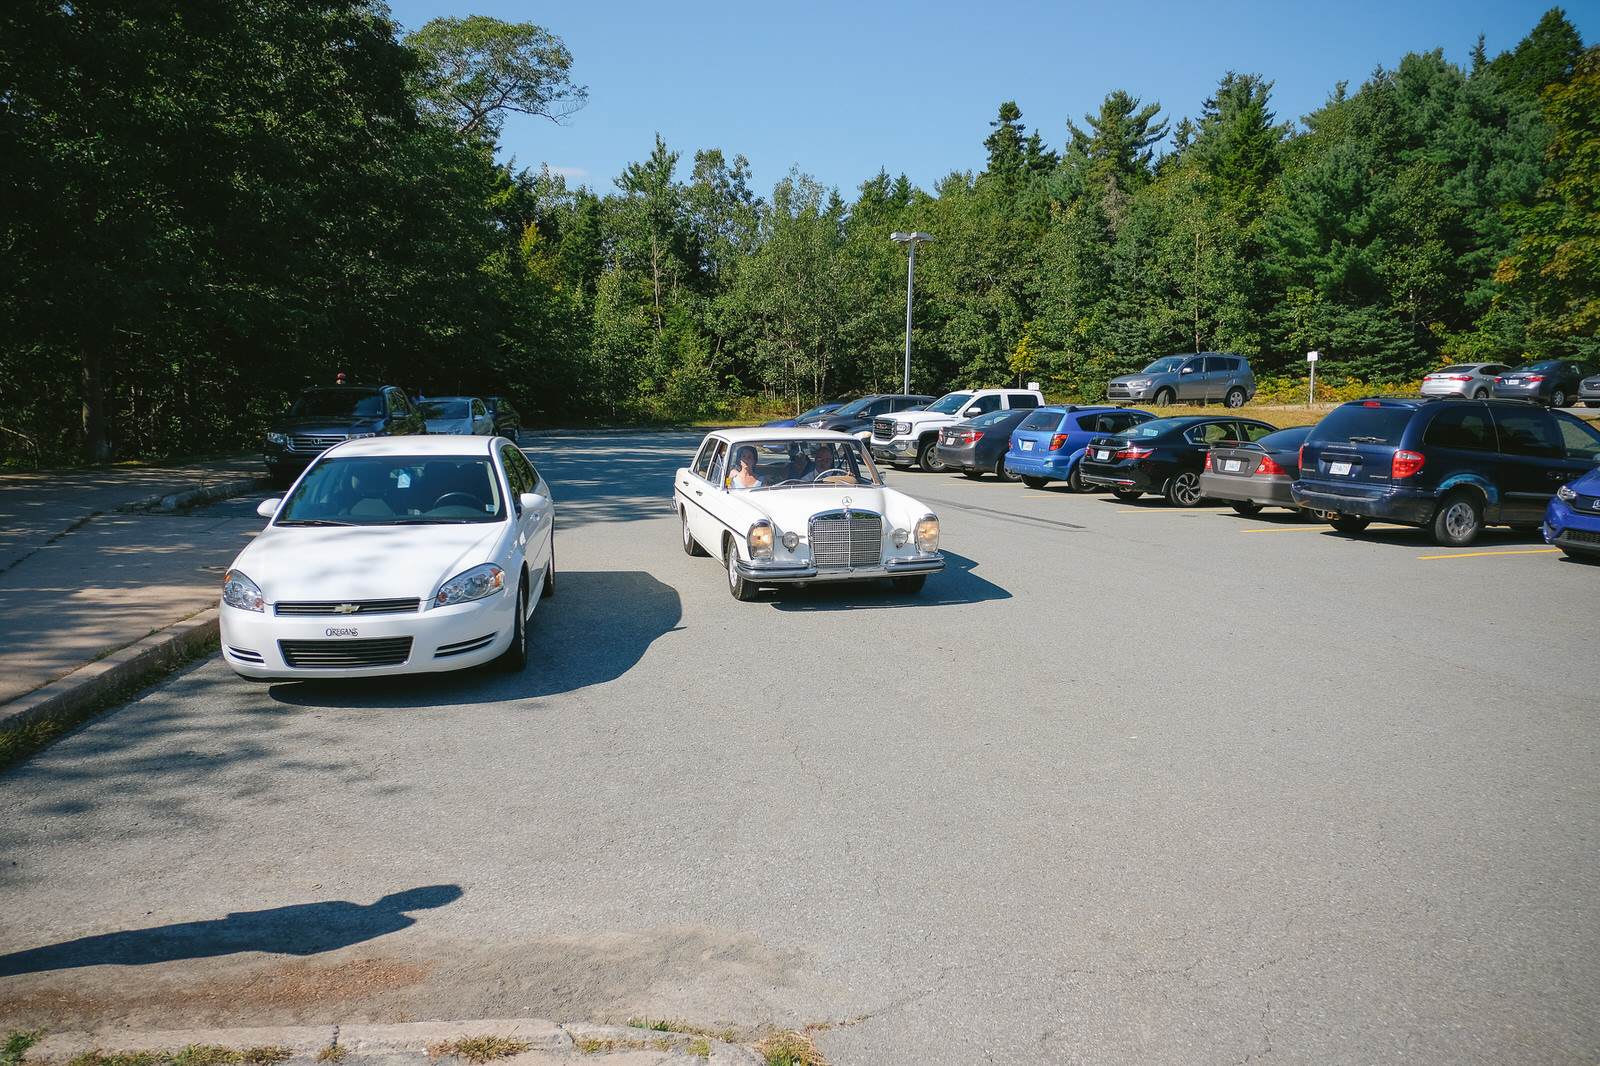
<box><xmin>1418</xmin><ymin>548</ymin><xmax>1560</xmax><ymax>560</ymax></box>
<box><xmin>1239</xmin><ymin>525</ymin><xmax>1328</xmax><ymax>532</ymax></box>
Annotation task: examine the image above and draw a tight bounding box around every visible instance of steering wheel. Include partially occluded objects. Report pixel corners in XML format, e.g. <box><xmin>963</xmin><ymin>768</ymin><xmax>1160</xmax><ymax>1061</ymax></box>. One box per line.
<box><xmin>813</xmin><ymin>468</ymin><xmax>850</xmax><ymax>483</ymax></box>
<box><xmin>433</xmin><ymin>492</ymin><xmax>483</xmax><ymax>511</ymax></box>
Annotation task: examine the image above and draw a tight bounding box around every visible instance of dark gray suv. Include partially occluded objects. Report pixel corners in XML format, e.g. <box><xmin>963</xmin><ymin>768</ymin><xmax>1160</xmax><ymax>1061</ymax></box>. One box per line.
<box><xmin>1106</xmin><ymin>353</ymin><xmax>1256</xmax><ymax>408</ymax></box>
<box><xmin>1291</xmin><ymin>396</ymin><xmax>1600</xmax><ymax>546</ymax></box>
<box><xmin>263</xmin><ymin>385</ymin><xmax>426</xmax><ymax>487</ymax></box>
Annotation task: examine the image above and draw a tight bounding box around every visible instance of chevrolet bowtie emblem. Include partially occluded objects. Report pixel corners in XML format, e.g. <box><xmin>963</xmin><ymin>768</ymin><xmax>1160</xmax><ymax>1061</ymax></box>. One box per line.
<box><xmin>334</xmin><ymin>603</ymin><xmax>360</xmax><ymax>614</ymax></box>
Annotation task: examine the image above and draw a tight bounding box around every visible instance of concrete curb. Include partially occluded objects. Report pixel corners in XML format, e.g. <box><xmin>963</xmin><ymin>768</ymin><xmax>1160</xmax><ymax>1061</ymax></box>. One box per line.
<box><xmin>0</xmin><ymin>608</ymin><xmax>220</xmax><ymax>736</ymax></box>
<box><xmin>121</xmin><ymin>476</ymin><xmax>271</xmax><ymax>514</ymax></box>
<box><xmin>24</xmin><ymin>1019</ymin><xmax>764</xmax><ymax>1064</ymax></box>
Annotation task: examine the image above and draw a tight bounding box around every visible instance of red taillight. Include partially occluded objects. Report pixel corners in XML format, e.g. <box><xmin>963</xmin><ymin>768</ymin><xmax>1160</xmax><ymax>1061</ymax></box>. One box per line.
<box><xmin>1299</xmin><ymin>444</ymin><xmax>1307</xmax><ymax>468</ymax></box>
<box><xmin>1049</xmin><ymin>434</ymin><xmax>1069</xmax><ymax>450</ymax></box>
<box><xmin>949</xmin><ymin>428</ymin><xmax>982</xmax><ymax>445</ymax></box>
<box><xmin>1525</xmin><ymin>375</ymin><xmax>1545</xmax><ymax>383</ymax></box>
<box><xmin>1392</xmin><ymin>450</ymin><xmax>1424</xmax><ymax>478</ymax></box>
<box><xmin>1115</xmin><ymin>445</ymin><xmax>1154</xmax><ymax>460</ymax></box>
<box><xmin>1256</xmin><ymin>454</ymin><xmax>1287</xmax><ymax>477</ymax></box>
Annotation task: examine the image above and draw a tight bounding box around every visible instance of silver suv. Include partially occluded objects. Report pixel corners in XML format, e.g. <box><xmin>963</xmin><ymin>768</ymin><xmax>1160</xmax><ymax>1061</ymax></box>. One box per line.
<box><xmin>1106</xmin><ymin>353</ymin><xmax>1255</xmax><ymax>408</ymax></box>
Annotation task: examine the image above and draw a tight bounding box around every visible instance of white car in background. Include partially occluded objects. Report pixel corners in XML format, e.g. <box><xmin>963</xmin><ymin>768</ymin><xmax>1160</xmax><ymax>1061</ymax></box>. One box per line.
<box><xmin>417</xmin><ymin>395</ymin><xmax>494</xmax><ymax>435</ymax></box>
<box><xmin>220</xmin><ymin>435</ymin><xmax>554</xmax><ymax>679</ymax></box>
<box><xmin>674</xmin><ymin>428</ymin><xmax>944</xmax><ymax>600</ymax></box>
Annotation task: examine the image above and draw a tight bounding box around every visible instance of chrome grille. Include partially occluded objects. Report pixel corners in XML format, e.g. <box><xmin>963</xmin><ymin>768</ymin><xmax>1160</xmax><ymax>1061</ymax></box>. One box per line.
<box><xmin>809</xmin><ymin>510</ymin><xmax>883</xmax><ymax>569</ymax></box>
<box><xmin>275</xmin><ymin>598</ymin><xmax>420</xmax><ymax>616</ymax></box>
<box><xmin>279</xmin><ymin>637</ymin><xmax>412</xmax><ymax>668</ymax></box>
<box><xmin>872</xmin><ymin>419</ymin><xmax>895</xmax><ymax>441</ymax></box>
<box><xmin>287</xmin><ymin>434</ymin><xmax>347</xmax><ymax>452</ymax></box>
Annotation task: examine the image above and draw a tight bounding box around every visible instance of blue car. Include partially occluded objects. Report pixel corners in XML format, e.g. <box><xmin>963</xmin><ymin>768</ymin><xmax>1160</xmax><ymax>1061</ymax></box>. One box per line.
<box><xmin>1004</xmin><ymin>405</ymin><xmax>1154</xmax><ymax>490</ymax></box>
<box><xmin>764</xmin><ymin>401</ymin><xmax>847</xmax><ymax>428</ymax></box>
<box><xmin>1545</xmin><ymin>465</ymin><xmax>1600</xmax><ymax>563</ymax></box>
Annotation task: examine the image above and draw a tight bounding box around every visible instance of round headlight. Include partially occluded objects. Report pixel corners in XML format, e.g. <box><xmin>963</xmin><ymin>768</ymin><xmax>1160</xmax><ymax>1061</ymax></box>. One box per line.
<box><xmin>782</xmin><ymin>531</ymin><xmax>799</xmax><ymax>551</ymax></box>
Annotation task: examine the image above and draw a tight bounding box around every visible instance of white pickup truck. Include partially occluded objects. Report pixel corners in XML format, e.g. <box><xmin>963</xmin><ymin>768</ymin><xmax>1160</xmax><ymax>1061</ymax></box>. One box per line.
<box><xmin>870</xmin><ymin>387</ymin><xmax>1045</xmax><ymax>471</ymax></box>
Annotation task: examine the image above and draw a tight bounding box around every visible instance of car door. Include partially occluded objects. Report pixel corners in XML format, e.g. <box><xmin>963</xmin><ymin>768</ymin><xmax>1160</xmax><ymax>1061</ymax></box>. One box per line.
<box><xmin>1176</xmin><ymin>356</ymin><xmax>1207</xmax><ymax>401</ymax></box>
<box><xmin>501</xmin><ymin>442</ymin><xmax>550</xmax><ymax>579</ymax></box>
<box><xmin>1489</xmin><ymin>406</ymin><xmax>1578</xmax><ymax>523</ymax></box>
<box><xmin>679</xmin><ymin>437</ymin><xmax>727</xmax><ymax>550</ymax></box>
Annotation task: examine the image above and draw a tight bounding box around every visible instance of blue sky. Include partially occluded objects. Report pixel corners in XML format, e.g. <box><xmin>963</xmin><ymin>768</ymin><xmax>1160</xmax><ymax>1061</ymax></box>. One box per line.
<box><xmin>383</xmin><ymin>0</ymin><xmax>1593</xmax><ymax>199</ymax></box>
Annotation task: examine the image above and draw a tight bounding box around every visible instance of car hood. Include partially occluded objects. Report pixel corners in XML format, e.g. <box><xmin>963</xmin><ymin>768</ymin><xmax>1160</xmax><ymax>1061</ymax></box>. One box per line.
<box><xmin>739</xmin><ymin>483</ymin><xmax>927</xmax><ymax>528</ymax></box>
<box><xmin>270</xmin><ymin>415</ymin><xmax>385</xmax><ymax>433</ymax></box>
<box><xmin>424</xmin><ymin>417</ymin><xmax>475</xmax><ymax>433</ymax></box>
<box><xmin>233</xmin><ymin>522</ymin><xmax>509</xmax><ymax>601</ymax></box>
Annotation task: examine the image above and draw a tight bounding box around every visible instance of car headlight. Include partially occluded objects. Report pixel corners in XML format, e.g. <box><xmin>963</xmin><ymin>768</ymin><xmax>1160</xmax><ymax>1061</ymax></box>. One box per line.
<box><xmin>914</xmin><ymin>515</ymin><xmax>940</xmax><ymax>554</ymax></box>
<box><xmin>748</xmin><ymin>521</ymin><xmax>774</xmax><ymax>560</ymax></box>
<box><xmin>348</xmin><ymin>432</ymin><xmax>376</xmax><ymax>440</ymax></box>
<box><xmin>1126</xmin><ymin>379</ymin><xmax>1150</xmax><ymax>388</ymax></box>
<box><xmin>432</xmin><ymin>563</ymin><xmax>505</xmax><ymax>607</ymax></box>
<box><xmin>1557</xmin><ymin>483</ymin><xmax>1578</xmax><ymax>503</ymax></box>
<box><xmin>895</xmin><ymin>421</ymin><xmax>911</xmax><ymax>435</ymax></box>
<box><xmin>222</xmin><ymin>570</ymin><xmax>265</xmax><ymax>613</ymax></box>
<box><xmin>265</xmin><ymin>432</ymin><xmax>287</xmax><ymax>445</ymax></box>
<box><xmin>782</xmin><ymin>531</ymin><xmax>799</xmax><ymax>551</ymax></box>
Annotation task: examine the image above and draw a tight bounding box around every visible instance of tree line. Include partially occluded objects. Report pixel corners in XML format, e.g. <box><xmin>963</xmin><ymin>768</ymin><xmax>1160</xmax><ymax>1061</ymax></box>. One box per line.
<box><xmin>1</xmin><ymin>2</ymin><xmax>1594</xmax><ymax>465</ymax></box>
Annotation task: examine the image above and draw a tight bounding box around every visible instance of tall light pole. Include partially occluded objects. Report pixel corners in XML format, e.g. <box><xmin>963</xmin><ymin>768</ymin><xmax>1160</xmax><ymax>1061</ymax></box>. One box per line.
<box><xmin>890</xmin><ymin>231</ymin><xmax>933</xmax><ymax>395</ymax></box>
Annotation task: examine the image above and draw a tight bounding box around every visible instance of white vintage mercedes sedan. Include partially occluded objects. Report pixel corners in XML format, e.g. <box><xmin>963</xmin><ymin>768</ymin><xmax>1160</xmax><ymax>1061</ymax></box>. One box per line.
<box><xmin>220</xmin><ymin>435</ymin><xmax>554</xmax><ymax>680</ymax></box>
<box><xmin>674</xmin><ymin>428</ymin><xmax>944</xmax><ymax>600</ymax></box>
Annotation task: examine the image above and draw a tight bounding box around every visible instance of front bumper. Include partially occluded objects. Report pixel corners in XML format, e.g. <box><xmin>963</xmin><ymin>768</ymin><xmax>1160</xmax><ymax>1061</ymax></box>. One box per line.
<box><xmin>219</xmin><ymin>592</ymin><xmax>517</xmax><ymax>680</ymax></box>
<box><xmin>1544</xmin><ymin>501</ymin><xmax>1600</xmax><ymax>556</ymax></box>
<box><xmin>734</xmin><ymin>553</ymin><xmax>944</xmax><ymax>585</ymax></box>
<box><xmin>871</xmin><ymin>439</ymin><xmax>918</xmax><ymax>465</ymax></box>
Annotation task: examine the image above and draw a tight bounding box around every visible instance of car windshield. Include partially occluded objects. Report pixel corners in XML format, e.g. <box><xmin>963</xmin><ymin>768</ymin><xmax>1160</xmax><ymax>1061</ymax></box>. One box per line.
<box><xmin>795</xmin><ymin>403</ymin><xmax>840</xmax><ymax>421</ymax></box>
<box><xmin>966</xmin><ymin>410</ymin><xmax>1018</xmax><ymax>428</ymax></box>
<box><xmin>276</xmin><ymin>456</ymin><xmax>504</xmax><ymax>525</ymax></box>
<box><xmin>420</xmin><ymin>400</ymin><xmax>470</xmax><ymax>419</ymax></box>
<box><xmin>1141</xmin><ymin>356</ymin><xmax>1186</xmax><ymax>374</ymax></box>
<box><xmin>1509</xmin><ymin>361</ymin><xmax>1559</xmax><ymax>373</ymax></box>
<box><xmin>288</xmin><ymin>391</ymin><xmax>383</xmax><ymax>418</ymax></box>
<box><xmin>926</xmin><ymin>393</ymin><xmax>974</xmax><ymax>414</ymax></box>
<box><xmin>1116</xmin><ymin>418</ymin><xmax>1188</xmax><ymax>439</ymax></box>
<box><xmin>725</xmin><ymin>439</ymin><xmax>882</xmax><ymax>489</ymax></box>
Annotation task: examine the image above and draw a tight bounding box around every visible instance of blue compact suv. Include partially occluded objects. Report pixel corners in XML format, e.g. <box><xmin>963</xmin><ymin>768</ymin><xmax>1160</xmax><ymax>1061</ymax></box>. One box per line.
<box><xmin>1544</xmin><ymin>465</ymin><xmax>1600</xmax><ymax>562</ymax></box>
<box><xmin>1004</xmin><ymin>405</ymin><xmax>1154</xmax><ymax>490</ymax></box>
<box><xmin>1292</xmin><ymin>396</ymin><xmax>1600</xmax><ymax>546</ymax></box>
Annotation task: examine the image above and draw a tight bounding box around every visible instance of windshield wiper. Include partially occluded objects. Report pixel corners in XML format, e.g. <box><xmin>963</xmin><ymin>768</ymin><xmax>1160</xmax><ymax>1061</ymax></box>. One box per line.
<box><xmin>1348</xmin><ymin>436</ymin><xmax>1385</xmax><ymax>443</ymax></box>
<box><xmin>276</xmin><ymin>519</ymin><xmax>355</xmax><ymax>526</ymax></box>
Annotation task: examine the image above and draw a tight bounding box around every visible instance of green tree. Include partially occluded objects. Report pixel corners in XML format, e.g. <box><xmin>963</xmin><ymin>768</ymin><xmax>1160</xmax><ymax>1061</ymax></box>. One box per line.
<box><xmin>405</xmin><ymin>15</ymin><xmax>586</xmax><ymax>143</ymax></box>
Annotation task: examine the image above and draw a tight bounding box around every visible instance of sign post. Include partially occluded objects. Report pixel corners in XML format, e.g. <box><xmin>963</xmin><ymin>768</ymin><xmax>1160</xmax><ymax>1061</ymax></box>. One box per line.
<box><xmin>1307</xmin><ymin>350</ymin><xmax>1320</xmax><ymax>407</ymax></box>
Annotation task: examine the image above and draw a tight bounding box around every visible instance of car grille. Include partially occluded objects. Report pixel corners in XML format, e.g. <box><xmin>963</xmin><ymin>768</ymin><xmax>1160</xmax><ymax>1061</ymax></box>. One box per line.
<box><xmin>1569</xmin><ymin>492</ymin><xmax>1600</xmax><ymax>511</ymax></box>
<box><xmin>435</xmin><ymin>633</ymin><xmax>497</xmax><ymax>658</ymax></box>
<box><xmin>1562</xmin><ymin>529</ymin><xmax>1600</xmax><ymax>546</ymax></box>
<box><xmin>872</xmin><ymin>419</ymin><xmax>895</xmax><ymax>441</ymax></box>
<box><xmin>275</xmin><ymin>598</ymin><xmax>420</xmax><ymax>616</ymax></box>
<box><xmin>278</xmin><ymin>637</ymin><xmax>412</xmax><ymax>668</ymax></box>
<box><xmin>286</xmin><ymin>433</ymin><xmax>354</xmax><ymax>453</ymax></box>
<box><xmin>810</xmin><ymin>510</ymin><xmax>883</xmax><ymax>568</ymax></box>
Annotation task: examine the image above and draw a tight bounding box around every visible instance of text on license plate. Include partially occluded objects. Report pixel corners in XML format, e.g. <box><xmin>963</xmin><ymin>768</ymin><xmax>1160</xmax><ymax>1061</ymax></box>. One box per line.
<box><xmin>1330</xmin><ymin>461</ymin><xmax>1353</xmax><ymax>476</ymax></box>
<box><xmin>1021</xmin><ymin>440</ymin><xmax>1034</xmax><ymax>451</ymax></box>
<box><xmin>1094</xmin><ymin>449</ymin><xmax>1111</xmax><ymax>460</ymax></box>
<box><xmin>1223</xmin><ymin>459</ymin><xmax>1242</xmax><ymax>472</ymax></box>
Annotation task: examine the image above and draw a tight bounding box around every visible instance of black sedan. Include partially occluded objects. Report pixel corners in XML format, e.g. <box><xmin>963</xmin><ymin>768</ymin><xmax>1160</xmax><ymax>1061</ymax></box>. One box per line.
<box><xmin>1199</xmin><ymin>425</ymin><xmax>1320</xmax><ymax>517</ymax></box>
<box><xmin>1079</xmin><ymin>415</ymin><xmax>1277</xmax><ymax>506</ymax></box>
<box><xmin>934</xmin><ymin>408</ymin><xmax>1033</xmax><ymax>481</ymax></box>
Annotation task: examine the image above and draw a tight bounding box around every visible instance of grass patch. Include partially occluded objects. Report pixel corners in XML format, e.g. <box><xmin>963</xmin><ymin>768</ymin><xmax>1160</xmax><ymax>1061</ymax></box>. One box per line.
<box><xmin>313</xmin><ymin>1047</ymin><xmax>345</xmax><ymax>1064</ymax></box>
<box><xmin>4</xmin><ymin>1032</ymin><xmax>44</xmax><ymax>1066</ymax></box>
<box><xmin>63</xmin><ymin>1049</ymin><xmax>287</xmax><ymax>1066</ymax></box>
<box><xmin>0</xmin><ymin>634</ymin><xmax>219</xmax><ymax>775</ymax></box>
<box><xmin>623</xmin><ymin>1019</ymin><xmax>737</xmax><ymax>1043</ymax></box>
<box><xmin>424</xmin><ymin>1037</ymin><xmax>530</xmax><ymax>1064</ymax></box>
<box><xmin>755</xmin><ymin>1029</ymin><xmax>827</xmax><ymax>1066</ymax></box>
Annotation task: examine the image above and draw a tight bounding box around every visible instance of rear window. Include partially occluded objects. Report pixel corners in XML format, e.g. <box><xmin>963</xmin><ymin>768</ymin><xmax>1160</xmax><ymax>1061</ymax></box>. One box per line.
<box><xmin>968</xmin><ymin>409</ymin><xmax>1018</xmax><ymax>428</ymax></box>
<box><xmin>1312</xmin><ymin>405</ymin><xmax>1415</xmax><ymax>445</ymax></box>
<box><xmin>1019</xmin><ymin>409</ymin><xmax>1065</xmax><ymax>432</ymax></box>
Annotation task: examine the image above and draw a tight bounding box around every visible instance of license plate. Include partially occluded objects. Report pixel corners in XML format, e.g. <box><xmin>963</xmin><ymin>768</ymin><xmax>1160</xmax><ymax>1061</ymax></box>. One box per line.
<box><xmin>1223</xmin><ymin>459</ymin><xmax>1242</xmax><ymax>472</ymax></box>
<box><xmin>1095</xmin><ymin>449</ymin><xmax>1111</xmax><ymax>460</ymax></box>
<box><xmin>1330</xmin><ymin>461</ymin><xmax>1352</xmax><ymax>476</ymax></box>
<box><xmin>1021</xmin><ymin>440</ymin><xmax>1034</xmax><ymax>451</ymax></box>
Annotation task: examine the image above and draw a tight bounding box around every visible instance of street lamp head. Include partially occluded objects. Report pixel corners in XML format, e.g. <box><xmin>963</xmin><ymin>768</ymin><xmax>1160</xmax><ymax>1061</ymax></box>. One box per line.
<box><xmin>890</xmin><ymin>231</ymin><xmax>934</xmax><ymax>244</ymax></box>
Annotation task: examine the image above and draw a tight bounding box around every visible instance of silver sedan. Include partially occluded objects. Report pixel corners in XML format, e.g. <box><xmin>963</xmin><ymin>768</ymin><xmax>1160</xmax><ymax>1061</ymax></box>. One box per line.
<box><xmin>1419</xmin><ymin>363</ymin><xmax>1510</xmax><ymax>399</ymax></box>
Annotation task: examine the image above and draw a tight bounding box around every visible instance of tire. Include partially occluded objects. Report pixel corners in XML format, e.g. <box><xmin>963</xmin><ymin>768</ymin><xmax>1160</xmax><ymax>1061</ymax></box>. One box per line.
<box><xmin>1550</xmin><ymin>387</ymin><xmax>1569</xmax><ymax>408</ymax></box>
<box><xmin>1431</xmin><ymin>489</ymin><xmax>1484</xmax><ymax>547</ymax></box>
<box><xmin>1165</xmin><ymin>470</ymin><xmax>1204</xmax><ymax>507</ymax></box>
<box><xmin>1067</xmin><ymin>465</ymin><xmax>1089</xmax><ymax>493</ymax></box>
<box><xmin>1472</xmin><ymin>388</ymin><xmax>1489</xmax><ymax>400</ymax></box>
<box><xmin>890</xmin><ymin>574</ymin><xmax>926</xmax><ymax>594</ymax></box>
<box><xmin>995</xmin><ymin>457</ymin><xmax>1019</xmax><ymax>483</ymax></box>
<box><xmin>1224</xmin><ymin>387</ymin><xmax>1246</xmax><ymax>408</ymax></box>
<box><xmin>1230</xmin><ymin>501</ymin><xmax>1263</xmax><ymax>516</ymax></box>
<box><xmin>918</xmin><ymin>438</ymin><xmax>947</xmax><ymax>473</ymax></box>
<box><xmin>541</xmin><ymin>539</ymin><xmax>556</xmax><ymax>598</ymax></box>
<box><xmin>1021</xmin><ymin>475</ymin><xmax>1050</xmax><ymax>490</ymax></box>
<box><xmin>1111</xmin><ymin>488</ymin><xmax>1143</xmax><ymax>502</ymax></box>
<box><xmin>1153</xmin><ymin>387</ymin><xmax>1175</xmax><ymax>407</ymax></box>
<box><xmin>1329</xmin><ymin>513</ymin><xmax>1371</xmax><ymax>534</ymax></box>
<box><xmin>681</xmin><ymin>508</ymin><xmax>708</xmax><ymax>556</ymax></box>
<box><xmin>496</xmin><ymin>582</ymin><xmax>528</xmax><ymax>671</ymax></box>
<box><xmin>726</xmin><ymin>539</ymin><xmax>759</xmax><ymax>601</ymax></box>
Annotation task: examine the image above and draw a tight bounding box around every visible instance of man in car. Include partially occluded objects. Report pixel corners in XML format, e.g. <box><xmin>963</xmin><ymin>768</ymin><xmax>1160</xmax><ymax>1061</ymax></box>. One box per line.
<box><xmin>804</xmin><ymin>444</ymin><xmax>837</xmax><ymax>481</ymax></box>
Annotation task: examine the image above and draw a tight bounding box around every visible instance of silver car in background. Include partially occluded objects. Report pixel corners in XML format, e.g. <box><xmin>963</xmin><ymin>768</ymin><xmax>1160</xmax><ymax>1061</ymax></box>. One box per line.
<box><xmin>1106</xmin><ymin>353</ymin><xmax>1256</xmax><ymax>408</ymax></box>
<box><xmin>1419</xmin><ymin>363</ymin><xmax>1510</xmax><ymax>399</ymax></box>
<box><xmin>418</xmin><ymin>396</ymin><xmax>493</xmax><ymax>435</ymax></box>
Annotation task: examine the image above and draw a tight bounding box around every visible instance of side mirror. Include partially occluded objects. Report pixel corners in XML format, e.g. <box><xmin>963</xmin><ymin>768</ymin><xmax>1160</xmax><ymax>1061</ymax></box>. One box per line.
<box><xmin>257</xmin><ymin>498</ymin><xmax>283</xmax><ymax>519</ymax></box>
<box><xmin>518</xmin><ymin>492</ymin><xmax>549</xmax><ymax>513</ymax></box>
<box><xmin>1181</xmin><ymin>367</ymin><xmax>1195</xmax><ymax>375</ymax></box>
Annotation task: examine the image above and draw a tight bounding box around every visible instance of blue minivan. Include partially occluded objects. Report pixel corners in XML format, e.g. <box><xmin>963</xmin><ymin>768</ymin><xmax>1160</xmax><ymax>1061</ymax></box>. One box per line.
<box><xmin>1004</xmin><ymin>405</ymin><xmax>1154</xmax><ymax>490</ymax></box>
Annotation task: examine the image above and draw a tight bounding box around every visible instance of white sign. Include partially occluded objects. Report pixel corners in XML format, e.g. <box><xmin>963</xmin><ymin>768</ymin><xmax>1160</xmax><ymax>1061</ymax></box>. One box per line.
<box><xmin>1306</xmin><ymin>350</ymin><xmax>1320</xmax><ymax>362</ymax></box>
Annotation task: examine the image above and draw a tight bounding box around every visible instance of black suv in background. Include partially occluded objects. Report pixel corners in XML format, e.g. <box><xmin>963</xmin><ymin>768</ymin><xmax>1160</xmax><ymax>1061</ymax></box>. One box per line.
<box><xmin>484</xmin><ymin>396</ymin><xmax>521</xmax><ymax>438</ymax></box>
<box><xmin>263</xmin><ymin>385</ymin><xmax>426</xmax><ymax>487</ymax></box>
<box><xmin>799</xmin><ymin>393</ymin><xmax>936</xmax><ymax>436</ymax></box>
<box><xmin>1291</xmin><ymin>396</ymin><xmax>1600</xmax><ymax>546</ymax></box>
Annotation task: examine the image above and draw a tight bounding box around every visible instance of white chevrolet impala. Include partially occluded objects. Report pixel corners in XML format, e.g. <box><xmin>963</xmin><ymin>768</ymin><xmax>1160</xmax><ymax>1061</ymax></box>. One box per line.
<box><xmin>674</xmin><ymin>428</ymin><xmax>944</xmax><ymax>600</ymax></box>
<box><xmin>220</xmin><ymin>435</ymin><xmax>554</xmax><ymax>679</ymax></box>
